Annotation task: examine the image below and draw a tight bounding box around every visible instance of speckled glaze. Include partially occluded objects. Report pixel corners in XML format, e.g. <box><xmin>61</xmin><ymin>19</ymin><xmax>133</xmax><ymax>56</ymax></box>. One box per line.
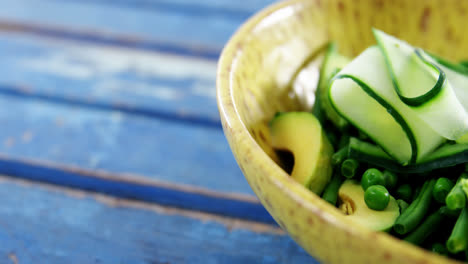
<box><xmin>217</xmin><ymin>0</ymin><xmax>467</xmax><ymax>263</ymax></box>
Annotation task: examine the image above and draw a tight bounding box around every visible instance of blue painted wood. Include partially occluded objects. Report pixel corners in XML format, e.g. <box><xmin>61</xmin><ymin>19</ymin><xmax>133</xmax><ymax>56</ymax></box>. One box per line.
<box><xmin>0</xmin><ymin>34</ymin><xmax>220</xmax><ymax>125</ymax></box>
<box><xmin>0</xmin><ymin>154</ymin><xmax>273</xmax><ymax>223</ymax></box>
<box><xmin>0</xmin><ymin>0</ymin><xmax>274</xmax><ymax>54</ymax></box>
<box><xmin>0</xmin><ymin>93</ymin><xmax>254</xmax><ymax>196</ymax></box>
<box><xmin>54</xmin><ymin>0</ymin><xmax>276</xmax><ymax>21</ymax></box>
<box><xmin>58</xmin><ymin>0</ymin><xmax>277</xmax><ymax>16</ymax></box>
<box><xmin>0</xmin><ymin>21</ymin><xmax>220</xmax><ymax>60</ymax></box>
<box><xmin>0</xmin><ymin>177</ymin><xmax>317</xmax><ymax>263</ymax></box>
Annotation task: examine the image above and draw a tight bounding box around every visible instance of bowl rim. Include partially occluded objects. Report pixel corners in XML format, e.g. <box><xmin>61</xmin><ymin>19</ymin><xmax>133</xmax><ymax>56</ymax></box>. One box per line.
<box><xmin>216</xmin><ymin>0</ymin><xmax>459</xmax><ymax>263</ymax></box>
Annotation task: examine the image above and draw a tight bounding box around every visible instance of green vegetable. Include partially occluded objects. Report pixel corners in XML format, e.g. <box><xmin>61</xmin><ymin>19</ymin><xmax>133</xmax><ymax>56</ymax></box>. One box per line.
<box><xmin>318</xmin><ymin>43</ymin><xmax>350</xmax><ymax>129</ymax></box>
<box><xmin>329</xmin><ymin>47</ymin><xmax>444</xmax><ymax>165</ymax></box>
<box><xmin>338</xmin><ymin>134</ymin><xmax>350</xmax><ymax>149</ymax></box>
<box><xmin>393</xmin><ymin>179</ymin><xmax>436</xmax><ymax>234</ymax></box>
<box><xmin>382</xmin><ymin>170</ymin><xmax>398</xmax><ymax>190</ymax></box>
<box><xmin>322</xmin><ymin>171</ymin><xmax>344</xmax><ymax>206</ymax></box>
<box><xmin>403</xmin><ymin>206</ymin><xmax>446</xmax><ymax>245</ymax></box>
<box><xmin>272</xmin><ymin>29</ymin><xmax>468</xmax><ymax>263</ymax></box>
<box><xmin>446</xmin><ymin>173</ymin><xmax>468</xmax><ymax>210</ymax></box>
<box><xmin>461</xmin><ymin>178</ymin><xmax>468</xmax><ymax>197</ymax></box>
<box><xmin>396</xmin><ymin>199</ymin><xmax>409</xmax><ymax>214</ymax></box>
<box><xmin>433</xmin><ymin>177</ymin><xmax>455</xmax><ymax>204</ymax></box>
<box><xmin>348</xmin><ymin>137</ymin><xmax>468</xmax><ymax>173</ymax></box>
<box><xmin>431</xmin><ymin>243</ymin><xmax>449</xmax><ymax>256</ymax></box>
<box><xmin>270</xmin><ymin>112</ymin><xmax>334</xmax><ymax>194</ymax></box>
<box><xmin>338</xmin><ymin>180</ymin><xmax>400</xmax><ymax>231</ymax></box>
<box><xmin>331</xmin><ymin>146</ymin><xmax>348</xmax><ymax>166</ymax></box>
<box><xmin>396</xmin><ymin>184</ymin><xmax>413</xmax><ymax>202</ymax></box>
<box><xmin>341</xmin><ymin>159</ymin><xmax>359</xmax><ymax>179</ymax></box>
<box><xmin>364</xmin><ymin>185</ymin><xmax>390</xmax><ymax>211</ymax></box>
<box><xmin>459</xmin><ymin>60</ymin><xmax>468</xmax><ymax>68</ymax></box>
<box><xmin>424</xmin><ymin>54</ymin><xmax>468</xmax><ymax>128</ymax></box>
<box><xmin>374</xmin><ymin>29</ymin><xmax>468</xmax><ymax>140</ymax></box>
<box><xmin>361</xmin><ymin>168</ymin><xmax>385</xmax><ymax>190</ymax></box>
<box><xmin>447</xmin><ymin>207</ymin><xmax>468</xmax><ymax>253</ymax></box>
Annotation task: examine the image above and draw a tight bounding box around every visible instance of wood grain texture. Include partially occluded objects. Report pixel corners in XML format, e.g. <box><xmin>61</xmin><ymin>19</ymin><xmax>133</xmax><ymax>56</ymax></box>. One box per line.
<box><xmin>0</xmin><ymin>0</ymin><xmax>274</xmax><ymax>55</ymax></box>
<box><xmin>0</xmin><ymin>154</ymin><xmax>274</xmax><ymax>223</ymax></box>
<box><xmin>0</xmin><ymin>34</ymin><xmax>220</xmax><ymax>125</ymax></box>
<box><xmin>0</xmin><ymin>1</ymin><xmax>322</xmax><ymax>261</ymax></box>
<box><xmin>0</xmin><ymin>176</ymin><xmax>316</xmax><ymax>264</ymax></box>
<box><xmin>56</xmin><ymin>0</ymin><xmax>276</xmax><ymax>15</ymax></box>
<box><xmin>0</xmin><ymin>92</ymin><xmax>256</xmax><ymax>195</ymax></box>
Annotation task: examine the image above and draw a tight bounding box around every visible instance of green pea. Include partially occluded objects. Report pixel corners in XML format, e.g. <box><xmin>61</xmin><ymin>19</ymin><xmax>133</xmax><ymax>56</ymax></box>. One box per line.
<box><xmin>364</xmin><ymin>185</ymin><xmax>390</xmax><ymax>211</ymax></box>
<box><xmin>361</xmin><ymin>168</ymin><xmax>385</xmax><ymax>190</ymax></box>
<box><xmin>383</xmin><ymin>170</ymin><xmax>398</xmax><ymax>190</ymax></box>
<box><xmin>396</xmin><ymin>184</ymin><xmax>412</xmax><ymax>202</ymax></box>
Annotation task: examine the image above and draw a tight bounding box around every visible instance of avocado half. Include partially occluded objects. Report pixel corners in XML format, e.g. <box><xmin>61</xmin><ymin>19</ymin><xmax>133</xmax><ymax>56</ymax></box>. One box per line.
<box><xmin>270</xmin><ymin>112</ymin><xmax>333</xmax><ymax>194</ymax></box>
<box><xmin>339</xmin><ymin>180</ymin><xmax>400</xmax><ymax>231</ymax></box>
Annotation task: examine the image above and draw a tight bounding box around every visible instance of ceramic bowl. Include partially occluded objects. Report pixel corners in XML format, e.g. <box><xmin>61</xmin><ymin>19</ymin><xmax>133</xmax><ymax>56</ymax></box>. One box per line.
<box><xmin>217</xmin><ymin>0</ymin><xmax>466</xmax><ymax>263</ymax></box>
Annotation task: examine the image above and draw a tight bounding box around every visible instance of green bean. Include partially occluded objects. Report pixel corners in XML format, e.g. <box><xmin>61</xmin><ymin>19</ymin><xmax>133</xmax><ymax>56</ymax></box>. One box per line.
<box><xmin>396</xmin><ymin>184</ymin><xmax>412</xmax><ymax>202</ymax></box>
<box><xmin>327</xmin><ymin>132</ymin><xmax>339</xmax><ymax>149</ymax></box>
<box><xmin>441</xmin><ymin>206</ymin><xmax>462</xmax><ymax>219</ymax></box>
<box><xmin>382</xmin><ymin>170</ymin><xmax>398</xmax><ymax>190</ymax></box>
<box><xmin>322</xmin><ymin>171</ymin><xmax>343</xmax><ymax>206</ymax></box>
<box><xmin>332</xmin><ymin>146</ymin><xmax>348</xmax><ymax>167</ymax></box>
<box><xmin>404</xmin><ymin>206</ymin><xmax>446</xmax><ymax>245</ymax></box>
<box><xmin>461</xmin><ymin>178</ymin><xmax>468</xmax><ymax>197</ymax></box>
<box><xmin>447</xmin><ymin>207</ymin><xmax>468</xmax><ymax>253</ymax></box>
<box><xmin>433</xmin><ymin>177</ymin><xmax>454</xmax><ymax>204</ymax></box>
<box><xmin>446</xmin><ymin>173</ymin><xmax>468</xmax><ymax>210</ymax></box>
<box><xmin>341</xmin><ymin>159</ymin><xmax>359</xmax><ymax>179</ymax></box>
<box><xmin>431</xmin><ymin>243</ymin><xmax>449</xmax><ymax>256</ymax></box>
<box><xmin>397</xmin><ymin>199</ymin><xmax>409</xmax><ymax>214</ymax></box>
<box><xmin>364</xmin><ymin>185</ymin><xmax>390</xmax><ymax>211</ymax></box>
<box><xmin>361</xmin><ymin>168</ymin><xmax>385</xmax><ymax>190</ymax></box>
<box><xmin>412</xmin><ymin>185</ymin><xmax>422</xmax><ymax>202</ymax></box>
<box><xmin>338</xmin><ymin>134</ymin><xmax>350</xmax><ymax>149</ymax></box>
<box><xmin>393</xmin><ymin>179</ymin><xmax>436</xmax><ymax>235</ymax></box>
<box><xmin>460</xmin><ymin>60</ymin><xmax>468</xmax><ymax>68</ymax></box>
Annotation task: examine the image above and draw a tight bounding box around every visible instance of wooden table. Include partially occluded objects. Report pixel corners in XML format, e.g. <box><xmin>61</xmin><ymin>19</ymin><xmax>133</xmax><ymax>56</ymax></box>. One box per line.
<box><xmin>0</xmin><ymin>0</ymin><xmax>319</xmax><ymax>263</ymax></box>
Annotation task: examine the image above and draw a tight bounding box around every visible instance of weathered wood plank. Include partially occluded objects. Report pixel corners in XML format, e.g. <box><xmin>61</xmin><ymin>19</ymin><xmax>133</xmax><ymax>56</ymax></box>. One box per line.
<box><xmin>0</xmin><ymin>0</ymin><xmax>274</xmax><ymax>53</ymax></box>
<box><xmin>0</xmin><ymin>33</ymin><xmax>220</xmax><ymax>124</ymax></box>
<box><xmin>57</xmin><ymin>0</ymin><xmax>276</xmax><ymax>15</ymax></box>
<box><xmin>0</xmin><ymin>176</ymin><xmax>317</xmax><ymax>263</ymax></box>
<box><xmin>0</xmin><ymin>93</ymin><xmax>254</xmax><ymax>196</ymax></box>
<box><xmin>0</xmin><ymin>20</ymin><xmax>221</xmax><ymax>60</ymax></box>
<box><xmin>0</xmin><ymin>154</ymin><xmax>274</xmax><ymax>223</ymax></box>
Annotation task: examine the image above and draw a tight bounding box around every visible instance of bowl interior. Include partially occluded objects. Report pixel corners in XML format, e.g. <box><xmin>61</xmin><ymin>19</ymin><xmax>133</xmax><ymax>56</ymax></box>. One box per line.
<box><xmin>218</xmin><ymin>0</ymin><xmax>467</xmax><ymax>263</ymax></box>
<box><xmin>230</xmin><ymin>0</ymin><xmax>468</xmax><ymax>163</ymax></box>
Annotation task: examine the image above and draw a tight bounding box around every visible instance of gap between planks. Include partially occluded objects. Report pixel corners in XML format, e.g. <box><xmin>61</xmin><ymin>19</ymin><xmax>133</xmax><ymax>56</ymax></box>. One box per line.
<box><xmin>0</xmin><ymin>83</ymin><xmax>222</xmax><ymax>130</ymax></box>
<box><xmin>0</xmin><ymin>174</ymin><xmax>284</xmax><ymax>235</ymax></box>
<box><xmin>0</xmin><ymin>154</ymin><xmax>274</xmax><ymax>223</ymax></box>
<box><xmin>0</xmin><ymin>20</ymin><xmax>220</xmax><ymax>60</ymax></box>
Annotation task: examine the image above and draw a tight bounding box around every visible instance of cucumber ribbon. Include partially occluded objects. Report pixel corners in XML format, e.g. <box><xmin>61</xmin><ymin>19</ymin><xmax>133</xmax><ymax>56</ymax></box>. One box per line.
<box><xmin>329</xmin><ymin>29</ymin><xmax>468</xmax><ymax>167</ymax></box>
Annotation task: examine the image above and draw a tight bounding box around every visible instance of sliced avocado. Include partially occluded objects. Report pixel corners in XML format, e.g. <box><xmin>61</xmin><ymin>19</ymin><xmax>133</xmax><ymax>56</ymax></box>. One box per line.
<box><xmin>338</xmin><ymin>180</ymin><xmax>400</xmax><ymax>231</ymax></box>
<box><xmin>270</xmin><ymin>112</ymin><xmax>333</xmax><ymax>194</ymax></box>
<box><xmin>318</xmin><ymin>43</ymin><xmax>351</xmax><ymax>129</ymax></box>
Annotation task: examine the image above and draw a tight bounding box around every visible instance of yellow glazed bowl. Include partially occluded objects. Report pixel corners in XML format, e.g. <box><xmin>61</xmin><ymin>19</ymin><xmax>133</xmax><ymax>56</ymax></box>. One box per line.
<box><xmin>217</xmin><ymin>0</ymin><xmax>468</xmax><ymax>263</ymax></box>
